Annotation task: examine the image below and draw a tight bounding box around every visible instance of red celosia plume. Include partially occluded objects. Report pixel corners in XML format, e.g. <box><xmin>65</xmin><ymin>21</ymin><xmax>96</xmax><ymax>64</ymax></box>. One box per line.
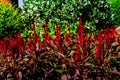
<box><xmin>44</xmin><ymin>26</ymin><xmax>51</xmax><ymax>43</ymax></box>
<box><xmin>95</xmin><ymin>31</ymin><xmax>102</xmax><ymax>59</ymax></box>
<box><xmin>3</xmin><ymin>37</ymin><xmax>8</xmax><ymax>56</ymax></box>
<box><xmin>17</xmin><ymin>32</ymin><xmax>23</xmax><ymax>54</ymax></box>
<box><xmin>78</xmin><ymin>18</ymin><xmax>85</xmax><ymax>48</ymax></box>
<box><xmin>55</xmin><ymin>25</ymin><xmax>62</xmax><ymax>52</ymax></box>
<box><xmin>27</xmin><ymin>34</ymin><xmax>35</xmax><ymax>51</ymax></box>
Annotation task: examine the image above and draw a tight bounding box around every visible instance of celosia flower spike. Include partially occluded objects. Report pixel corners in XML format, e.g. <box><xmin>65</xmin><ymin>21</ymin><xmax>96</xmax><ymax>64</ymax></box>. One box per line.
<box><xmin>3</xmin><ymin>37</ymin><xmax>8</xmax><ymax>56</ymax></box>
<box><xmin>55</xmin><ymin>25</ymin><xmax>62</xmax><ymax>52</ymax></box>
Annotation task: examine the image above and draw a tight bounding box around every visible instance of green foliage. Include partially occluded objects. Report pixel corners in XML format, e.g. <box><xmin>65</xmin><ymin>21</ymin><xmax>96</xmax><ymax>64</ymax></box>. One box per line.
<box><xmin>85</xmin><ymin>22</ymin><xmax>99</xmax><ymax>34</ymax></box>
<box><xmin>108</xmin><ymin>0</ymin><xmax>120</xmax><ymax>26</ymax></box>
<box><xmin>22</xmin><ymin>0</ymin><xmax>112</xmax><ymax>30</ymax></box>
<box><xmin>0</xmin><ymin>4</ymin><xmax>24</xmax><ymax>38</ymax></box>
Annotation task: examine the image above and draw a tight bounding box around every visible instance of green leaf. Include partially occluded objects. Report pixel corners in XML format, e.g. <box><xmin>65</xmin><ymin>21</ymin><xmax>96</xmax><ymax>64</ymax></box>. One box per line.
<box><xmin>91</xmin><ymin>64</ymin><xmax>95</xmax><ymax>68</ymax></box>
<box><xmin>53</xmin><ymin>63</ymin><xmax>57</xmax><ymax>68</ymax></box>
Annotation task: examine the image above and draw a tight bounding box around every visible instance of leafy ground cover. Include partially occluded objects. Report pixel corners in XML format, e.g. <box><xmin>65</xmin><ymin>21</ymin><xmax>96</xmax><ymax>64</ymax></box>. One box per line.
<box><xmin>0</xmin><ymin>19</ymin><xmax>119</xmax><ymax>80</ymax></box>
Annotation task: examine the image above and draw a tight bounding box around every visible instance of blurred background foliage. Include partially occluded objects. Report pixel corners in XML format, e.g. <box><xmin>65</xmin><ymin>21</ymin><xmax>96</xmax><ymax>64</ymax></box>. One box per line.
<box><xmin>0</xmin><ymin>0</ymin><xmax>25</xmax><ymax>38</ymax></box>
<box><xmin>108</xmin><ymin>0</ymin><xmax>120</xmax><ymax>26</ymax></box>
<box><xmin>0</xmin><ymin>0</ymin><xmax>119</xmax><ymax>38</ymax></box>
<box><xmin>22</xmin><ymin>0</ymin><xmax>112</xmax><ymax>31</ymax></box>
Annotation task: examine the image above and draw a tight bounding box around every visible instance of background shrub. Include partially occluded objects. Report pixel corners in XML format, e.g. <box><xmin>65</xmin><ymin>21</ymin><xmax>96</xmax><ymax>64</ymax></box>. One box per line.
<box><xmin>108</xmin><ymin>0</ymin><xmax>120</xmax><ymax>26</ymax></box>
<box><xmin>22</xmin><ymin>0</ymin><xmax>112</xmax><ymax>30</ymax></box>
<box><xmin>0</xmin><ymin>3</ymin><xmax>24</xmax><ymax>38</ymax></box>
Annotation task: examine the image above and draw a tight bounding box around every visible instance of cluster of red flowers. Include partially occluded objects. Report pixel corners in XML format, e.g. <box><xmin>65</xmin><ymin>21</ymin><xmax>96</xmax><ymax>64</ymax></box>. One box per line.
<box><xmin>0</xmin><ymin>19</ymin><xmax>117</xmax><ymax>65</ymax></box>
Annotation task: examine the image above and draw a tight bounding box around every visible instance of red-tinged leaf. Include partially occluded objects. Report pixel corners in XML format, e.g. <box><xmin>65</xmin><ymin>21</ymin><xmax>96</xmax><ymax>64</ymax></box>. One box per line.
<box><xmin>81</xmin><ymin>52</ymin><xmax>85</xmax><ymax>61</ymax></box>
<box><xmin>108</xmin><ymin>55</ymin><xmax>120</xmax><ymax>59</ymax></box>
<box><xmin>28</xmin><ymin>34</ymin><xmax>31</xmax><ymax>39</ymax></box>
<box><xmin>23</xmin><ymin>38</ymin><xmax>27</xmax><ymax>50</ymax></box>
<box><xmin>110</xmin><ymin>70</ymin><xmax>120</xmax><ymax>76</ymax></box>
<box><xmin>39</xmin><ymin>42</ymin><xmax>42</xmax><ymax>50</ymax></box>
<box><xmin>33</xmin><ymin>31</ymin><xmax>41</xmax><ymax>51</ymax></box>
<box><xmin>113</xmin><ymin>25</ymin><xmax>117</xmax><ymax>35</ymax></box>
<box><xmin>61</xmin><ymin>74</ymin><xmax>68</xmax><ymax>80</ymax></box>
<box><xmin>75</xmin><ymin>45</ymin><xmax>80</xmax><ymax>61</ymax></box>
<box><xmin>103</xmin><ymin>59</ymin><xmax>107</xmax><ymax>68</ymax></box>
<box><xmin>17</xmin><ymin>71</ymin><xmax>22</xmax><ymax>80</ymax></box>
<box><xmin>95</xmin><ymin>45</ymin><xmax>101</xmax><ymax>59</ymax></box>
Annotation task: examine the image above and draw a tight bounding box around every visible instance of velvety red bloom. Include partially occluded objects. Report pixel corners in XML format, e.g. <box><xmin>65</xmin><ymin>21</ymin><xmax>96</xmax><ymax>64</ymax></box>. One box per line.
<box><xmin>104</xmin><ymin>28</ymin><xmax>110</xmax><ymax>46</ymax></box>
<box><xmin>112</xmin><ymin>26</ymin><xmax>117</xmax><ymax>35</ymax></box>
<box><xmin>39</xmin><ymin>41</ymin><xmax>42</xmax><ymax>50</ymax></box>
<box><xmin>95</xmin><ymin>31</ymin><xmax>102</xmax><ymax>59</ymax></box>
<box><xmin>64</xmin><ymin>28</ymin><xmax>71</xmax><ymax>45</ymax></box>
<box><xmin>108</xmin><ymin>29</ymin><xmax>114</xmax><ymax>39</ymax></box>
<box><xmin>98</xmin><ymin>31</ymin><xmax>102</xmax><ymax>44</ymax></box>
<box><xmin>17</xmin><ymin>32</ymin><xmax>23</xmax><ymax>54</ymax></box>
<box><xmin>3</xmin><ymin>37</ymin><xmax>8</xmax><ymax>55</ymax></box>
<box><xmin>55</xmin><ymin>25</ymin><xmax>62</xmax><ymax>52</ymax></box>
<box><xmin>110</xmin><ymin>27</ymin><xmax>116</xmax><ymax>39</ymax></box>
<box><xmin>78</xmin><ymin>18</ymin><xmax>85</xmax><ymax>48</ymax></box>
<box><xmin>78</xmin><ymin>18</ymin><xmax>84</xmax><ymax>34</ymax></box>
<box><xmin>104</xmin><ymin>27</ymin><xmax>116</xmax><ymax>47</ymax></box>
<box><xmin>0</xmin><ymin>40</ymin><xmax>3</xmax><ymax>52</ymax></box>
<box><xmin>8</xmin><ymin>35</ymin><xmax>13</xmax><ymax>55</ymax></box>
<box><xmin>27</xmin><ymin>34</ymin><xmax>35</xmax><ymax>51</ymax></box>
<box><xmin>8</xmin><ymin>35</ymin><xmax>19</xmax><ymax>55</ymax></box>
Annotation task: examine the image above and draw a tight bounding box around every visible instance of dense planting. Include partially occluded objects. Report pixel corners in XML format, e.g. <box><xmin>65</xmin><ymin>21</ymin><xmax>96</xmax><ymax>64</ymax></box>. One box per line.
<box><xmin>0</xmin><ymin>20</ymin><xmax>119</xmax><ymax>79</ymax></box>
<box><xmin>0</xmin><ymin>0</ymin><xmax>119</xmax><ymax>79</ymax></box>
